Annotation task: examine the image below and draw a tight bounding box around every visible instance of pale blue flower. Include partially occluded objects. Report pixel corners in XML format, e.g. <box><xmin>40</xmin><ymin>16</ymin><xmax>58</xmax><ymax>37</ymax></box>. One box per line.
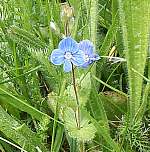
<box><xmin>50</xmin><ymin>37</ymin><xmax>84</xmax><ymax>72</ymax></box>
<box><xmin>78</xmin><ymin>40</ymin><xmax>100</xmax><ymax>68</ymax></box>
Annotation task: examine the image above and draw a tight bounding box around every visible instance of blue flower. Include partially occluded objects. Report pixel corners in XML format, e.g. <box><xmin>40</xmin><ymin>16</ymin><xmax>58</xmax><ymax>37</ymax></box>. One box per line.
<box><xmin>78</xmin><ymin>40</ymin><xmax>100</xmax><ymax>68</ymax></box>
<box><xmin>50</xmin><ymin>37</ymin><xmax>84</xmax><ymax>72</ymax></box>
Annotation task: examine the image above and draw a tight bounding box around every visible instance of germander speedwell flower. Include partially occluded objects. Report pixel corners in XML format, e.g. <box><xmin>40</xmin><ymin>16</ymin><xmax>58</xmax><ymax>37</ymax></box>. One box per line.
<box><xmin>79</xmin><ymin>40</ymin><xmax>100</xmax><ymax>68</ymax></box>
<box><xmin>50</xmin><ymin>37</ymin><xmax>84</xmax><ymax>72</ymax></box>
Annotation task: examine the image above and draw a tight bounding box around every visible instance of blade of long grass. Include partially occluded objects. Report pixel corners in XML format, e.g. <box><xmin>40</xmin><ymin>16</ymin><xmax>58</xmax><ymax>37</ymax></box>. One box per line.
<box><xmin>53</xmin><ymin>124</ymin><xmax>64</xmax><ymax>152</ymax></box>
<box><xmin>0</xmin><ymin>106</ymin><xmax>48</xmax><ymax>152</ymax></box>
<box><xmin>0</xmin><ymin>66</ymin><xmax>41</xmax><ymax>85</ymax></box>
<box><xmin>118</xmin><ymin>0</ymin><xmax>150</xmax><ymax>119</ymax></box>
<box><xmin>92</xmin><ymin>75</ymin><xmax>128</xmax><ymax>97</ymax></box>
<box><xmin>0</xmin><ymin>137</ymin><xmax>27</xmax><ymax>152</ymax></box>
<box><xmin>51</xmin><ymin>79</ymin><xmax>66</xmax><ymax>152</ymax></box>
<box><xmin>83</xmin><ymin>109</ymin><xmax>121</xmax><ymax>152</ymax></box>
<box><xmin>0</xmin><ymin>87</ymin><xmax>63</xmax><ymax>125</ymax></box>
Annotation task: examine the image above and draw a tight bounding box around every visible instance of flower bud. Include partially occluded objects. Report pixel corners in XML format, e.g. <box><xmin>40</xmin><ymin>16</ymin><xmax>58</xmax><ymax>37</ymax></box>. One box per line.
<box><xmin>61</xmin><ymin>3</ymin><xmax>74</xmax><ymax>20</ymax></box>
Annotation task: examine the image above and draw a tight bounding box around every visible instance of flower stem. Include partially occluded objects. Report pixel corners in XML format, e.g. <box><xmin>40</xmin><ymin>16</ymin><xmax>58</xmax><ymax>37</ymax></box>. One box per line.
<box><xmin>71</xmin><ymin>63</ymin><xmax>80</xmax><ymax>129</ymax></box>
<box><xmin>79</xmin><ymin>141</ymin><xmax>85</xmax><ymax>152</ymax></box>
<box><xmin>72</xmin><ymin>64</ymin><xmax>84</xmax><ymax>152</ymax></box>
<box><xmin>71</xmin><ymin>64</ymin><xmax>85</xmax><ymax>152</ymax></box>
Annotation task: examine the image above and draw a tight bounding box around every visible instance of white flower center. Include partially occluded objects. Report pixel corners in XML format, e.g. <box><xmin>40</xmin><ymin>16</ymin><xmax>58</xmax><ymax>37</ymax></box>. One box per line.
<box><xmin>84</xmin><ymin>54</ymin><xmax>90</xmax><ymax>62</ymax></box>
<box><xmin>64</xmin><ymin>52</ymin><xmax>73</xmax><ymax>60</ymax></box>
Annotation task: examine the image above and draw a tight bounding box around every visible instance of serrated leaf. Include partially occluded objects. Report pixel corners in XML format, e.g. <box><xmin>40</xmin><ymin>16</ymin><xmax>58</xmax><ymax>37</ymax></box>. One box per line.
<box><xmin>65</xmin><ymin>72</ymin><xmax>91</xmax><ymax>108</ymax></box>
<box><xmin>63</xmin><ymin>107</ymin><xmax>96</xmax><ymax>142</ymax></box>
<box><xmin>79</xmin><ymin>72</ymin><xmax>91</xmax><ymax>106</ymax></box>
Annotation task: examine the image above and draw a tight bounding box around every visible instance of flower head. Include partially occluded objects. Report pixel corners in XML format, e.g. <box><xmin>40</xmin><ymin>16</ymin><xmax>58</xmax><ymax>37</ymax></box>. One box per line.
<box><xmin>78</xmin><ymin>40</ymin><xmax>100</xmax><ymax>68</ymax></box>
<box><xmin>50</xmin><ymin>37</ymin><xmax>84</xmax><ymax>72</ymax></box>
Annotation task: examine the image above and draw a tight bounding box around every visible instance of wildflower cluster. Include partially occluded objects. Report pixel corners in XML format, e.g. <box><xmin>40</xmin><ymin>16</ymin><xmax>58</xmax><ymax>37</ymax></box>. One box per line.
<box><xmin>49</xmin><ymin>37</ymin><xmax>100</xmax><ymax>72</ymax></box>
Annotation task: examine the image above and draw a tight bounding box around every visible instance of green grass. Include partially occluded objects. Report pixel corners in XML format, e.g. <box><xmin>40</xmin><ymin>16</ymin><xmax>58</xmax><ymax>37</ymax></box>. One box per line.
<box><xmin>0</xmin><ymin>0</ymin><xmax>150</xmax><ymax>151</ymax></box>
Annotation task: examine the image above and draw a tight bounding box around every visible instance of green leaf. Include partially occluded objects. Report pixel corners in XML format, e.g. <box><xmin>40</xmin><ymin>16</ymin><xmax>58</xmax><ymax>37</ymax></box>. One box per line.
<box><xmin>0</xmin><ymin>106</ymin><xmax>48</xmax><ymax>152</ymax></box>
<box><xmin>100</xmin><ymin>91</ymin><xmax>127</xmax><ymax>120</ymax></box>
<box><xmin>62</xmin><ymin>72</ymin><xmax>91</xmax><ymax>108</ymax></box>
<box><xmin>98</xmin><ymin>0</ymin><xmax>112</xmax><ymax>29</ymax></box>
<box><xmin>29</xmin><ymin>50</ymin><xmax>59</xmax><ymax>91</ymax></box>
<box><xmin>118</xmin><ymin>0</ymin><xmax>150</xmax><ymax>118</ymax></box>
<box><xmin>89</xmin><ymin>0</ymin><xmax>98</xmax><ymax>45</ymax></box>
<box><xmin>66</xmin><ymin>134</ymin><xmax>78</xmax><ymax>152</ymax></box>
<box><xmin>90</xmin><ymin>117</ymin><xmax>121</xmax><ymax>152</ymax></box>
<box><xmin>134</xmin><ymin>84</ymin><xmax>150</xmax><ymax>122</ymax></box>
<box><xmin>9</xmin><ymin>26</ymin><xmax>46</xmax><ymax>49</ymax></box>
<box><xmin>76</xmin><ymin>108</ymin><xmax>122</xmax><ymax>152</ymax></box>
<box><xmin>0</xmin><ymin>143</ymin><xmax>5</xmax><ymax>152</ymax></box>
<box><xmin>79</xmin><ymin>72</ymin><xmax>91</xmax><ymax>106</ymax></box>
<box><xmin>63</xmin><ymin>107</ymin><xmax>96</xmax><ymax>142</ymax></box>
<box><xmin>87</xmin><ymin>77</ymin><xmax>109</xmax><ymax>131</ymax></box>
<box><xmin>53</xmin><ymin>124</ymin><xmax>64</xmax><ymax>152</ymax></box>
<box><xmin>0</xmin><ymin>86</ymin><xmax>50</xmax><ymax>123</ymax></box>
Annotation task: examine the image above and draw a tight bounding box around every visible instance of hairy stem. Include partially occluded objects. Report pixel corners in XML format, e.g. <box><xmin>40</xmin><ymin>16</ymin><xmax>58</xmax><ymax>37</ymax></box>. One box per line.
<box><xmin>71</xmin><ymin>63</ymin><xmax>80</xmax><ymax>129</ymax></box>
<box><xmin>72</xmin><ymin>64</ymin><xmax>85</xmax><ymax>152</ymax></box>
<box><xmin>79</xmin><ymin>141</ymin><xmax>85</xmax><ymax>152</ymax></box>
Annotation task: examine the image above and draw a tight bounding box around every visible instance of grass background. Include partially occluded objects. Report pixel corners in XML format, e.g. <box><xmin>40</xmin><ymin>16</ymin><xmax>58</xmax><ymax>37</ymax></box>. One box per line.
<box><xmin>0</xmin><ymin>0</ymin><xmax>150</xmax><ymax>151</ymax></box>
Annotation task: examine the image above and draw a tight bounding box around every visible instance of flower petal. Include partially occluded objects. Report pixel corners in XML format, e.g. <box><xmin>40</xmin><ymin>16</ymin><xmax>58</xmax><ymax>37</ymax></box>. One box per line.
<box><xmin>90</xmin><ymin>54</ymin><xmax>100</xmax><ymax>61</ymax></box>
<box><xmin>94</xmin><ymin>54</ymin><xmax>100</xmax><ymax>60</ymax></box>
<box><xmin>71</xmin><ymin>50</ymin><xmax>85</xmax><ymax>66</ymax></box>
<box><xmin>81</xmin><ymin>62</ymin><xmax>91</xmax><ymax>68</ymax></box>
<box><xmin>78</xmin><ymin>40</ymin><xmax>94</xmax><ymax>55</ymax></box>
<box><xmin>63</xmin><ymin>59</ymin><xmax>72</xmax><ymax>72</ymax></box>
<box><xmin>59</xmin><ymin>37</ymin><xmax>79</xmax><ymax>53</ymax></box>
<box><xmin>50</xmin><ymin>49</ymin><xmax>64</xmax><ymax>65</ymax></box>
<box><xmin>81</xmin><ymin>54</ymin><xmax>100</xmax><ymax>68</ymax></box>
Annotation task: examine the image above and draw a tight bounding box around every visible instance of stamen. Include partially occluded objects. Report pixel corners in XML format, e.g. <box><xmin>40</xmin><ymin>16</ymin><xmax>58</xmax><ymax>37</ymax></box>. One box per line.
<box><xmin>84</xmin><ymin>54</ymin><xmax>90</xmax><ymax>62</ymax></box>
<box><xmin>64</xmin><ymin>52</ymin><xmax>73</xmax><ymax>60</ymax></box>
